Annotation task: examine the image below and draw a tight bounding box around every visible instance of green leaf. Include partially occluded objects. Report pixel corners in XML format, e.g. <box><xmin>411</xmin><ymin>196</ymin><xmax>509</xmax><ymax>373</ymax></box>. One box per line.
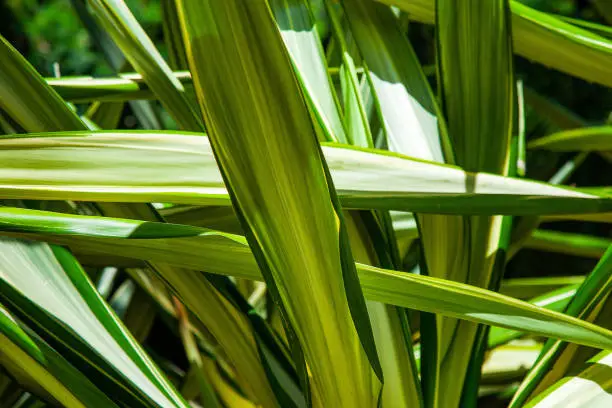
<box><xmin>529</xmin><ymin>126</ymin><xmax>612</xmax><ymax>152</ymax></box>
<box><xmin>0</xmin><ymin>131</ymin><xmax>610</xmax><ymax>215</ymax></box>
<box><xmin>437</xmin><ymin>0</ymin><xmax>514</xmax><ymax>174</ymax></box>
<box><xmin>160</xmin><ymin>0</ymin><xmax>189</xmax><ymax>71</ymax></box>
<box><xmin>160</xmin><ymin>206</ymin><xmax>242</xmax><ymax>235</ymax></box>
<box><xmin>507</xmin><ymin>149</ymin><xmax>590</xmax><ymax>260</ymax></box>
<box><xmin>511</xmin><ymin>246</ymin><xmax>612</xmax><ymax>407</ymax></box>
<box><xmin>70</xmin><ymin>0</ymin><xmax>125</xmax><ymax>70</ymax></box>
<box><xmin>515</xmin><ymin>80</ymin><xmax>527</xmax><ymax>177</ymax></box>
<box><xmin>46</xmin><ymin>72</ymin><xmax>193</xmax><ymax>103</ymax></box>
<box><xmin>524</xmin><ymin>229</ymin><xmax>611</xmax><ymax>259</ymax></box>
<box><xmin>367</xmin><ymin>302</ymin><xmax>422</xmax><ymax>408</ymax></box>
<box><xmin>176</xmin><ymin>2</ymin><xmax>382</xmax><ymax>406</ymax></box>
<box><xmin>339</xmin><ymin>61</ymin><xmax>374</xmax><ymax>148</ymax></box>
<box><xmin>71</xmin><ymin>0</ymin><xmax>157</xmax><ymax>131</ymax></box>
<box><xmin>390</xmin><ymin>211</ymin><xmax>419</xmax><ymax>241</ymax></box>
<box><xmin>124</xmin><ymin>267</ymin><xmax>273</xmax><ymax>408</ymax></box>
<box><xmin>499</xmin><ymin>276</ymin><xmax>585</xmax><ymax>299</ymax></box>
<box><xmin>151</xmin><ymin>264</ymin><xmax>285</xmax><ymax>407</ymax></box>
<box><xmin>0</xmin><ymin>305</ymin><xmax>119</xmax><ymax>407</ymax></box>
<box><xmin>0</xmin><ymin>20</ymin><xmax>207</xmax><ymax>406</ymax></box>
<box><xmin>341</xmin><ymin>0</ymin><xmax>451</xmax><ymax>162</ymax></box>
<box><xmin>377</xmin><ymin>0</ymin><xmax>612</xmax><ymax>88</ymax></box>
<box><xmin>0</xmin><ymin>35</ymin><xmax>87</xmax><ymax>132</ymax></box>
<box><xmin>358</xmin><ymin>265</ymin><xmax>612</xmax><ymax>351</ymax></box>
<box><xmin>85</xmin><ymin>0</ymin><xmax>203</xmax><ymax>131</ymax></box>
<box><xmin>0</xmin><ymin>207</ymin><xmax>611</xmax><ymax>353</ymax></box>
<box><xmin>85</xmin><ymin>101</ymin><xmax>124</xmax><ymax>129</ymax></box>
<box><xmin>429</xmin><ymin>1</ymin><xmax>514</xmax><ymax>406</ymax></box>
<box><xmin>323</xmin><ymin>7</ymin><xmax>422</xmax><ymax>399</ymax></box>
<box><xmin>92</xmin><ymin>202</ymin><xmax>281</xmax><ymax>408</ymax></box>
<box><xmin>480</xmin><ymin>341</ymin><xmax>542</xmax><ymax>389</ymax></box>
<box><xmin>555</xmin><ymin>15</ymin><xmax>612</xmax><ymax>40</ymax></box>
<box><xmin>173</xmin><ymin>300</ymin><xmax>223</xmax><ymax>408</ymax></box>
<box><xmin>524</xmin><ymin>349</ymin><xmax>612</xmax><ymax>408</ymax></box>
<box><xmin>542</xmin><ymin>213</ymin><xmax>612</xmax><ymax>224</ymax></box>
<box><xmin>346</xmin><ymin>213</ymin><xmax>422</xmax><ymax>408</ymax></box>
<box><xmin>324</xmin><ymin>1</ymin><xmax>374</xmax><ymax>148</ymax></box>
<box><xmin>488</xmin><ymin>284</ymin><xmax>579</xmax><ymax>348</ymax></box>
<box><xmin>271</xmin><ymin>0</ymin><xmax>348</xmax><ymax>143</ymax></box>
<box><xmin>0</xmin><ymin>239</ymin><xmax>190</xmax><ymax>408</ymax></box>
<box><xmin>121</xmin><ymin>286</ymin><xmax>157</xmax><ymax>343</ymax></box>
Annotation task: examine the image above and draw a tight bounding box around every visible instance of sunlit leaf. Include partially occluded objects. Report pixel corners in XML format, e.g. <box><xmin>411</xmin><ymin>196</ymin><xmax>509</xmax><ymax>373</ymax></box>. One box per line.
<box><xmin>85</xmin><ymin>0</ymin><xmax>203</xmax><ymax>130</ymax></box>
<box><xmin>377</xmin><ymin>0</ymin><xmax>612</xmax><ymax>88</ymax></box>
<box><xmin>529</xmin><ymin>126</ymin><xmax>612</xmax><ymax>152</ymax></box>
<box><xmin>0</xmin><ymin>240</ymin><xmax>190</xmax><ymax>408</ymax></box>
<box><xmin>0</xmin><ymin>131</ymin><xmax>609</xmax><ymax>215</ymax></box>
<box><xmin>524</xmin><ymin>349</ymin><xmax>612</xmax><ymax>408</ymax></box>
<box><xmin>488</xmin><ymin>284</ymin><xmax>579</xmax><ymax>348</ymax></box>
<box><xmin>176</xmin><ymin>2</ymin><xmax>382</xmax><ymax>406</ymax></box>
<box><xmin>0</xmin><ymin>207</ymin><xmax>610</xmax><ymax>353</ymax></box>
<box><xmin>0</xmin><ymin>305</ymin><xmax>118</xmax><ymax>407</ymax></box>
<box><xmin>511</xmin><ymin>246</ymin><xmax>612</xmax><ymax>407</ymax></box>
<box><xmin>271</xmin><ymin>0</ymin><xmax>348</xmax><ymax>143</ymax></box>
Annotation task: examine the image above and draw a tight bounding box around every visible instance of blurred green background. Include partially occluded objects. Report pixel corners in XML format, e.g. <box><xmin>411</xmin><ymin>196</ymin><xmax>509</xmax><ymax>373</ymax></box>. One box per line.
<box><xmin>2</xmin><ymin>0</ymin><xmax>163</xmax><ymax>76</ymax></box>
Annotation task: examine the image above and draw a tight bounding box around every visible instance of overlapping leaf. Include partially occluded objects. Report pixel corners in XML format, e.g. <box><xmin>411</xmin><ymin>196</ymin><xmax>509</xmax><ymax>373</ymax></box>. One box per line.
<box><xmin>341</xmin><ymin>0</ymin><xmax>451</xmax><ymax>162</ymax></box>
<box><xmin>432</xmin><ymin>2</ymin><xmax>515</xmax><ymax>406</ymax></box>
<box><xmin>377</xmin><ymin>0</ymin><xmax>612</xmax><ymax>88</ymax></box>
<box><xmin>0</xmin><ymin>207</ymin><xmax>610</xmax><ymax>354</ymax></box>
<box><xmin>529</xmin><ymin>126</ymin><xmax>612</xmax><ymax>152</ymax></box>
<box><xmin>176</xmin><ymin>2</ymin><xmax>381</xmax><ymax>406</ymax></box>
<box><xmin>85</xmin><ymin>0</ymin><xmax>202</xmax><ymax>130</ymax></box>
<box><xmin>511</xmin><ymin>246</ymin><xmax>612</xmax><ymax>407</ymax></box>
<box><xmin>271</xmin><ymin>0</ymin><xmax>347</xmax><ymax>143</ymax></box>
<box><xmin>0</xmin><ymin>305</ymin><xmax>118</xmax><ymax>407</ymax></box>
<box><xmin>0</xmin><ymin>239</ymin><xmax>190</xmax><ymax>408</ymax></box>
<box><xmin>0</xmin><ymin>36</ymin><xmax>86</xmax><ymax>132</ymax></box>
<box><xmin>524</xmin><ymin>349</ymin><xmax>612</xmax><ymax>407</ymax></box>
<box><xmin>0</xmin><ymin>131</ymin><xmax>609</xmax><ymax>214</ymax></box>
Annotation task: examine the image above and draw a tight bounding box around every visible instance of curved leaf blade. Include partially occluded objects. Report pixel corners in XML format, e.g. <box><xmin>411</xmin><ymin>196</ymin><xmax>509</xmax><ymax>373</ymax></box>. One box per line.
<box><xmin>0</xmin><ymin>305</ymin><xmax>119</xmax><ymax>408</ymax></box>
<box><xmin>271</xmin><ymin>0</ymin><xmax>348</xmax><ymax>143</ymax></box>
<box><xmin>85</xmin><ymin>0</ymin><xmax>203</xmax><ymax>131</ymax></box>
<box><xmin>177</xmin><ymin>2</ymin><xmax>382</xmax><ymax>406</ymax></box>
<box><xmin>524</xmin><ymin>350</ymin><xmax>612</xmax><ymax>408</ymax></box>
<box><xmin>377</xmin><ymin>0</ymin><xmax>612</xmax><ymax>88</ymax></box>
<box><xmin>0</xmin><ymin>207</ymin><xmax>611</xmax><ymax>353</ymax></box>
<box><xmin>0</xmin><ymin>36</ymin><xmax>86</xmax><ymax>132</ymax></box>
<box><xmin>0</xmin><ymin>239</ymin><xmax>190</xmax><ymax>408</ymax></box>
<box><xmin>0</xmin><ymin>131</ymin><xmax>610</xmax><ymax>215</ymax></box>
<box><xmin>511</xmin><ymin>246</ymin><xmax>612</xmax><ymax>407</ymax></box>
<box><xmin>529</xmin><ymin>126</ymin><xmax>612</xmax><ymax>152</ymax></box>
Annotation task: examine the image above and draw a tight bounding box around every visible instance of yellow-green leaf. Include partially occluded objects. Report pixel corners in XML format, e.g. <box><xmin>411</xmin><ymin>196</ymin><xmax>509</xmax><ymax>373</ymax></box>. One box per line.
<box><xmin>176</xmin><ymin>2</ymin><xmax>381</xmax><ymax>406</ymax></box>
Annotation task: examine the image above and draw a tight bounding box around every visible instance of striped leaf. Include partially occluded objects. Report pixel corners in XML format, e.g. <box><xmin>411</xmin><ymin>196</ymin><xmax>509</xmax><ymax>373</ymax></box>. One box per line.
<box><xmin>176</xmin><ymin>2</ymin><xmax>382</xmax><ymax>406</ymax></box>
<box><xmin>271</xmin><ymin>0</ymin><xmax>348</xmax><ymax>143</ymax></box>
<box><xmin>0</xmin><ymin>207</ymin><xmax>610</xmax><ymax>353</ymax></box>
<box><xmin>0</xmin><ymin>305</ymin><xmax>118</xmax><ymax>407</ymax></box>
<box><xmin>529</xmin><ymin>126</ymin><xmax>612</xmax><ymax>152</ymax></box>
<box><xmin>377</xmin><ymin>0</ymin><xmax>612</xmax><ymax>88</ymax></box>
<box><xmin>85</xmin><ymin>0</ymin><xmax>203</xmax><ymax>130</ymax></box>
<box><xmin>511</xmin><ymin>246</ymin><xmax>612</xmax><ymax>407</ymax></box>
<box><xmin>0</xmin><ymin>132</ymin><xmax>609</xmax><ymax>214</ymax></box>
<box><xmin>0</xmin><ymin>240</ymin><xmax>190</xmax><ymax>408</ymax></box>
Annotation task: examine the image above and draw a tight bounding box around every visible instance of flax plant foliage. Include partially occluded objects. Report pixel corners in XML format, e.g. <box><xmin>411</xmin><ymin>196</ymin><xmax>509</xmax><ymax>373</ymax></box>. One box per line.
<box><xmin>0</xmin><ymin>0</ymin><xmax>611</xmax><ymax>407</ymax></box>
